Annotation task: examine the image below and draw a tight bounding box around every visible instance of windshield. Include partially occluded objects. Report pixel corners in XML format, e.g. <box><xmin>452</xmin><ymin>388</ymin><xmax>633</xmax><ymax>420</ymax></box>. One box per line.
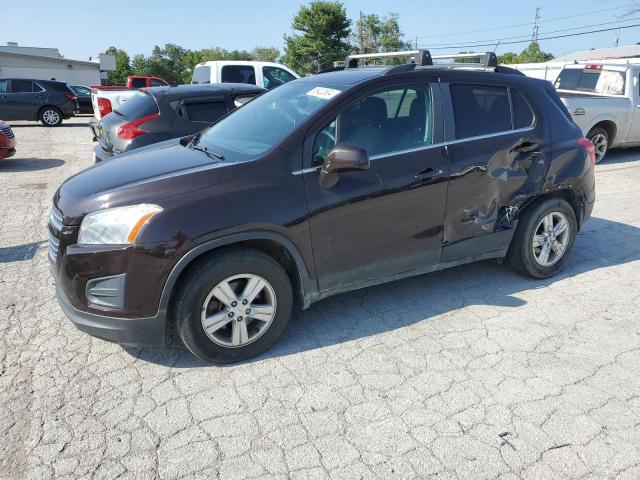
<box><xmin>197</xmin><ymin>82</ymin><xmax>344</xmax><ymax>158</ymax></box>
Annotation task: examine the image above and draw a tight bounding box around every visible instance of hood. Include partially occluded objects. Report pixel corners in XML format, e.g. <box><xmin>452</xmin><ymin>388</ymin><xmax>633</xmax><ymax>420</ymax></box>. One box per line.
<box><xmin>55</xmin><ymin>140</ymin><xmax>236</xmax><ymax>224</ymax></box>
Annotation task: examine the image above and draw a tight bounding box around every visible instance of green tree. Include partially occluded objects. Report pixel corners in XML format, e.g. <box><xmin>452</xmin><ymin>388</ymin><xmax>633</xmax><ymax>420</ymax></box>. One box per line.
<box><xmin>496</xmin><ymin>51</ymin><xmax>520</xmax><ymax>64</ymax></box>
<box><xmin>105</xmin><ymin>46</ymin><xmax>132</xmax><ymax>85</ymax></box>
<box><xmin>353</xmin><ymin>12</ymin><xmax>411</xmax><ymax>64</ymax></box>
<box><xmin>497</xmin><ymin>42</ymin><xmax>554</xmax><ymax>64</ymax></box>
<box><xmin>252</xmin><ymin>47</ymin><xmax>280</xmax><ymax>62</ymax></box>
<box><xmin>520</xmin><ymin>42</ymin><xmax>554</xmax><ymax>63</ymax></box>
<box><xmin>282</xmin><ymin>1</ymin><xmax>352</xmax><ymax>74</ymax></box>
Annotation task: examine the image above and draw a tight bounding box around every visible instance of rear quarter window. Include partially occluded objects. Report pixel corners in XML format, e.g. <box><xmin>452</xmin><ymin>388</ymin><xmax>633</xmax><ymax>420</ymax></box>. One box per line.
<box><xmin>183</xmin><ymin>100</ymin><xmax>228</xmax><ymax>123</ymax></box>
<box><xmin>221</xmin><ymin>65</ymin><xmax>256</xmax><ymax>84</ymax></box>
<box><xmin>114</xmin><ymin>91</ymin><xmax>159</xmax><ymax>118</ymax></box>
<box><xmin>510</xmin><ymin>89</ymin><xmax>535</xmax><ymax>129</ymax></box>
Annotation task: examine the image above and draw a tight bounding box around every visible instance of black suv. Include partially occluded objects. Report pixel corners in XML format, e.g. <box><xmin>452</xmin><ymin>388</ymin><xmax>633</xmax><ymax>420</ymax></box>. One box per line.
<box><xmin>92</xmin><ymin>83</ymin><xmax>264</xmax><ymax>162</ymax></box>
<box><xmin>50</xmin><ymin>51</ymin><xmax>596</xmax><ymax>363</ymax></box>
<box><xmin>0</xmin><ymin>78</ymin><xmax>77</xmax><ymax>126</ymax></box>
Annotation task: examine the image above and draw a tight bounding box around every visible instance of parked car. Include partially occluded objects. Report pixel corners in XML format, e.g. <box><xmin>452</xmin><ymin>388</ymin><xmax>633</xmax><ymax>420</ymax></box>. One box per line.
<box><xmin>0</xmin><ymin>120</ymin><xmax>16</xmax><ymax>159</ymax></box>
<box><xmin>90</xmin><ymin>76</ymin><xmax>169</xmax><ymax>120</ymax></box>
<box><xmin>91</xmin><ymin>83</ymin><xmax>264</xmax><ymax>162</ymax></box>
<box><xmin>554</xmin><ymin>63</ymin><xmax>640</xmax><ymax>162</ymax></box>
<box><xmin>50</xmin><ymin>50</ymin><xmax>595</xmax><ymax>364</ymax></box>
<box><xmin>191</xmin><ymin>61</ymin><xmax>299</xmax><ymax>89</ymax></box>
<box><xmin>0</xmin><ymin>78</ymin><xmax>77</xmax><ymax>126</ymax></box>
<box><xmin>92</xmin><ymin>76</ymin><xmax>169</xmax><ymax>90</ymax></box>
<box><xmin>70</xmin><ymin>85</ymin><xmax>93</xmax><ymax>114</ymax></box>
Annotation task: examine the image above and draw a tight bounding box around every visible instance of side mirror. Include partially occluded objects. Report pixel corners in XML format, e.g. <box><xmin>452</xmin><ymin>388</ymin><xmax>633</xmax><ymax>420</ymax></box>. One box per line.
<box><xmin>323</xmin><ymin>143</ymin><xmax>370</xmax><ymax>174</ymax></box>
<box><xmin>319</xmin><ymin>143</ymin><xmax>370</xmax><ymax>189</ymax></box>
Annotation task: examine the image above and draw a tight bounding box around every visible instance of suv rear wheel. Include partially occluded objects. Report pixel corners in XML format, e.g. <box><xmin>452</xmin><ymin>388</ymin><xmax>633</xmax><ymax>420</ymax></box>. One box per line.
<box><xmin>507</xmin><ymin>198</ymin><xmax>577</xmax><ymax>279</ymax></box>
<box><xmin>174</xmin><ymin>248</ymin><xmax>293</xmax><ymax>364</ymax></box>
<box><xmin>40</xmin><ymin>107</ymin><xmax>63</xmax><ymax>127</ymax></box>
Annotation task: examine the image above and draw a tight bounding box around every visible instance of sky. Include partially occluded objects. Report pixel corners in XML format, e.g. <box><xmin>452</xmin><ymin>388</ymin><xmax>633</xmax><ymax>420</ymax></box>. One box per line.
<box><xmin>1</xmin><ymin>0</ymin><xmax>638</xmax><ymax>61</ymax></box>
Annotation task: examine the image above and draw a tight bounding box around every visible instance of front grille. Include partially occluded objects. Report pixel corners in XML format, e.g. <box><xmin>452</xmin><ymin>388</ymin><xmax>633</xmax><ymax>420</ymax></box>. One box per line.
<box><xmin>0</xmin><ymin>123</ymin><xmax>14</xmax><ymax>140</ymax></box>
<box><xmin>48</xmin><ymin>206</ymin><xmax>63</xmax><ymax>263</ymax></box>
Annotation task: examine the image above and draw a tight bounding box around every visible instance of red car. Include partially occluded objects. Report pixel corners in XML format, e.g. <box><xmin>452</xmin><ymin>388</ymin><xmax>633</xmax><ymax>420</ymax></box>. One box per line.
<box><xmin>0</xmin><ymin>120</ymin><xmax>16</xmax><ymax>159</ymax></box>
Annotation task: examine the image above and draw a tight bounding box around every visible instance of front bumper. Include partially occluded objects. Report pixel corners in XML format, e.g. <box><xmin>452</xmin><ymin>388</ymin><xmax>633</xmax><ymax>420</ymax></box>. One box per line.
<box><xmin>0</xmin><ymin>147</ymin><xmax>16</xmax><ymax>159</ymax></box>
<box><xmin>55</xmin><ymin>281</ymin><xmax>167</xmax><ymax>346</ymax></box>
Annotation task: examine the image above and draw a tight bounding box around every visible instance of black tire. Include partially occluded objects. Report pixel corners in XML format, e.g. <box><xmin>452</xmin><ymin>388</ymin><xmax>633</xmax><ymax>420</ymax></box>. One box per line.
<box><xmin>586</xmin><ymin>126</ymin><xmax>609</xmax><ymax>164</ymax></box>
<box><xmin>506</xmin><ymin>198</ymin><xmax>577</xmax><ymax>279</ymax></box>
<box><xmin>174</xmin><ymin>248</ymin><xmax>293</xmax><ymax>364</ymax></box>
<box><xmin>39</xmin><ymin>107</ymin><xmax>63</xmax><ymax>127</ymax></box>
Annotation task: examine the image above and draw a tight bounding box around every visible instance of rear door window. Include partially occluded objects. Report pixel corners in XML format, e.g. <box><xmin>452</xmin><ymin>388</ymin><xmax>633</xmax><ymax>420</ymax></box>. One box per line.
<box><xmin>450</xmin><ymin>84</ymin><xmax>511</xmax><ymax>138</ymax></box>
<box><xmin>10</xmin><ymin>80</ymin><xmax>36</xmax><ymax>93</ymax></box>
<box><xmin>130</xmin><ymin>78</ymin><xmax>147</xmax><ymax>88</ymax></box>
<box><xmin>183</xmin><ymin>100</ymin><xmax>228</xmax><ymax>123</ymax></box>
<box><xmin>113</xmin><ymin>91</ymin><xmax>158</xmax><ymax>118</ymax></box>
<box><xmin>221</xmin><ymin>65</ymin><xmax>256</xmax><ymax>84</ymax></box>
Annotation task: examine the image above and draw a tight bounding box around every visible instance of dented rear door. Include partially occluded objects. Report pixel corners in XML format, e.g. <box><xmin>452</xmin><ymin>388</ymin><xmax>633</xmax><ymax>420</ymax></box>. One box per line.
<box><xmin>440</xmin><ymin>82</ymin><xmax>549</xmax><ymax>262</ymax></box>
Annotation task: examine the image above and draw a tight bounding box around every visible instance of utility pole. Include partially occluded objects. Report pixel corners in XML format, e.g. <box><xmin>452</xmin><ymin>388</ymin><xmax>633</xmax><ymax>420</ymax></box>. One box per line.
<box><xmin>532</xmin><ymin>7</ymin><xmax>541</xmax><ymax>43</ymax></box>
<box><xmin>615</xmin><ymin>28</ymin><xmax>621</xmax><ymax>47</ymax></box>
<box><xmin>359</xmin><ymin>10</ymin><xmax>364</xmax><ymax>54</ymax></box>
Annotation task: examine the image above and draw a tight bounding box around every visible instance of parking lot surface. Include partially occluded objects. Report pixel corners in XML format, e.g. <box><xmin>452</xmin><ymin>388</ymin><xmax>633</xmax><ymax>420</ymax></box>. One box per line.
<box><xmin>1</xmin><ymin>117</ymin><xmax>639</xmax><ymax>480</ymax></box>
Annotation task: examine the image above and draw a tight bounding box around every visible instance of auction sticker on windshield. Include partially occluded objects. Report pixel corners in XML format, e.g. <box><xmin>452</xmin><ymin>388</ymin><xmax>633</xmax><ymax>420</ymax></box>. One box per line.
<box><xmin>306</xmin><ymin>87</ymin><xmax>341</xmax><ymax>99</ymax></box>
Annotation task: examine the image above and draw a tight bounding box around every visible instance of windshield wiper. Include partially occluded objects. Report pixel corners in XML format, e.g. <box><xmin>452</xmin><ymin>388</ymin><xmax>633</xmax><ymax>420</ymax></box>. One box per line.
<box><xmin>189</xmin><ymin>143</ymin><xmax>225</xmax><ymax>161</ymax></box>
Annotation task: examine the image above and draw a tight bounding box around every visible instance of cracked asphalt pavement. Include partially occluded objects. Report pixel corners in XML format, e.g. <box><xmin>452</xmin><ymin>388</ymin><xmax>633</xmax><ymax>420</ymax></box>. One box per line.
<box><xmin>1</xmin><ymin>117</ymin><xmax>639</xmax><ymax>480</ymax></box>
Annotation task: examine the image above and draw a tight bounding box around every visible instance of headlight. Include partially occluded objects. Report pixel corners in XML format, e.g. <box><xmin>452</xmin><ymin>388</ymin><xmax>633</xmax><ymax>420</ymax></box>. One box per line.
<box><xmin>78</xmin><ymin>204</ymin><xmax>162</xmax><ymax>245</ymax></box>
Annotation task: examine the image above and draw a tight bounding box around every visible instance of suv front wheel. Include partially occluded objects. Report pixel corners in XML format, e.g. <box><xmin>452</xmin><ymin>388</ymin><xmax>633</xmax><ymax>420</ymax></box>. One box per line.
<box><xmin>174</xmin><ymin>248</ymin><xmax>293</xmax><ymax>364</ymax></box>
<box><xmin>507</xmin><ymin>198</ymin><xmax>578</xmax><ymax>279</ymax></box>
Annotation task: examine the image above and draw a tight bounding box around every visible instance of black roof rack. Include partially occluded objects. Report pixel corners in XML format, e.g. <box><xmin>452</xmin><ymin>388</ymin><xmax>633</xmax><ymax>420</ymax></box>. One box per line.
<box><xmin>343</xmin><ymin>50</ymin><xmax>501</xmax><ymax>75</ymax></box>
<box><xmin>345</xmin><ymin>49</ymin><xmax>433</xmax><ymax>68</ymax></box>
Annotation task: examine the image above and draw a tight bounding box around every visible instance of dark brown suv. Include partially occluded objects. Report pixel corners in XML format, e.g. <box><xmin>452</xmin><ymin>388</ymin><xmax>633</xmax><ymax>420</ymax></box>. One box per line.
<box><xmin>50</xmin><ymin>51</ymin><xmax>596</xmax><ymax>363</ymax></box>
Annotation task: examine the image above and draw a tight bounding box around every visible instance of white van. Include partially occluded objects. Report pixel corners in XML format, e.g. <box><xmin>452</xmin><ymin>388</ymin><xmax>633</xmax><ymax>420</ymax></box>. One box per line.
<box><xmin>191</xmin><ymin>61</ymin><xmax>300</xmax><ymax>89</ymax></box>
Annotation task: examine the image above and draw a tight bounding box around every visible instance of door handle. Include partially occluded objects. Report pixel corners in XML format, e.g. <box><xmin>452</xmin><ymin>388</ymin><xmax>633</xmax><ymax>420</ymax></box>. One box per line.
<box><xmin>415</xmin><ymin>168</ymin><xmax>444</xmax><ymax>181</ymax></box>
<box><xmin>512</xmin><ymin>141</ymin><xmax>540</xmax><ymax>154</ymax></box>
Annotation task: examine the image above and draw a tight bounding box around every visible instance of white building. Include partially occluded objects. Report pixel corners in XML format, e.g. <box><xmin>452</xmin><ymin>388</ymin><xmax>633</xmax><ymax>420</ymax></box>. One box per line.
<box><xmin>0</xmin><ymin>43</ymin><xmax>115</xmax><ymax>85</ymax></box>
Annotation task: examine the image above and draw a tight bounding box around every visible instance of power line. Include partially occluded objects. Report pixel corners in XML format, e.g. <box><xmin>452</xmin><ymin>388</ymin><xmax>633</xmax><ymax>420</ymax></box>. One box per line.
<box><xmin>423</xmin><ymin>17</ymin><xmax>640</xmax><ymax>49</ymax></box>
<box><xmin>414</xmin><ymin>3</ymin><xmax>638</xmax><ymax>39</ymax></box>
<box><xmin>419</xmin><ymin>23</ymin><xmax>640</xmax><ymax>50</ymax></box>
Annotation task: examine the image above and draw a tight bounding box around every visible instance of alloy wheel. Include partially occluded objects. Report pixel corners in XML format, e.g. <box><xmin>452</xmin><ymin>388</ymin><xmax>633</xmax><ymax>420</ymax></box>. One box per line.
<box><xmin>532</xmin><ymin>211</ymin><xmax>570</xmax><ymax>267</ymax></box>
<box><xmin>43</xmin><ymin>110</ymin><xmax>60</xmax><ymax>126</ymax></box>
<box><xmin>200</xmin><ymin>274</ymin><xmax>277</xmax><ymax>347</ymax></box>
<box><xmin>590</xmin><ymin>133</ymin><xmax>607</xmax><ymax>163</ymax></box>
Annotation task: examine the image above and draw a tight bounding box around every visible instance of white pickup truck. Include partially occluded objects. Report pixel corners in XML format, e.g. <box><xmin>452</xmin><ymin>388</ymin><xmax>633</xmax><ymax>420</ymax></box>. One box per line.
<box><xmin>191</xmin><ymin>61</ymin><xmax>299</xmax><ymax>90</ymax></box>
<box><xmin>90</xmin><ymin>76</ymin><xmax>168</xmax><ymax>120</ymax></box>
<box><xmin>555</xmin><ymin>63</ymin><xmax>640</xmax><ymax>162</ymax></box>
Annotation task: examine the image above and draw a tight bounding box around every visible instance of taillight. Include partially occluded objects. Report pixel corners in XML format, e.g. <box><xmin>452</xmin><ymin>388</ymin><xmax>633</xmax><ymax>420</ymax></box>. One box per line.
<box><xmin>117</xmin><ymin>113</ymin><xmax>159</xmax><ymax>140</ymax></box>
<box><xmin>97</xmin><ymin>97</ymin><xmax>112</xmax><ymax>118</ymax></box>
<box><xmin>577</xmin><ymin>137</ymin><xmax>596</xmax><ymax>166</ymax></box>
<box><xmin>66</xmin><ymin>93</ymin><xmax>77</xmax><ymax>101</ymax></box>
